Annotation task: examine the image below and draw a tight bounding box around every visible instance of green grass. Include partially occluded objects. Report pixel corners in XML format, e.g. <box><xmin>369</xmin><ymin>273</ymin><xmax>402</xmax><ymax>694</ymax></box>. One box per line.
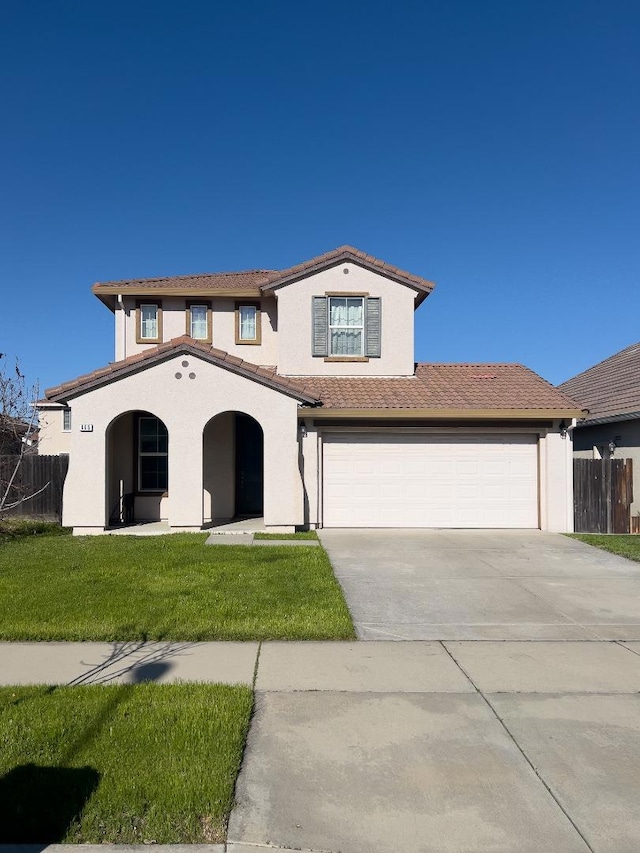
<box><xmin>568</xmin><ymin>533</ymin><xmax>640</xmax><ymax>562</ymax></box>
<box><xmin>0</xmin><ymin>517</ymin><xmax>70</xmax><ymax>543</ymax></box>
<box><xmin>0</xmin><ymin>682</ymin><xmax>253</xmax><ymax>843</ymax></box>
<box><xmin>0</xmin><ymin>533</ymin><xmax>355</xmax><ymax>640</ymax></box>
<box><xmin>254</xmin><ymin>530</ymin><xmax>319</xmax><ymax>540</ymax></box>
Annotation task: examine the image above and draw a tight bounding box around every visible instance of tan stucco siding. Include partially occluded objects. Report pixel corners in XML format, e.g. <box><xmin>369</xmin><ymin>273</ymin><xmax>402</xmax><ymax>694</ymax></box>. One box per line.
<box><xmin>38</xmin><ymin>407</ymin><xmax>71</xmax><ymax>455</ymax></box>
<box><xmin>62</xmin><ymin>353</ymin><xmax>304</xmax><ymax>530</ymax></box>
<box><xmin>117</xmin><ymin>296</ymin><xmax>278</xmax><ymax>364</ymax></box>
<box><xmin>275</xmin><ymin>263</ymin><xmax>417</xmax><ymax>376</ymax></box>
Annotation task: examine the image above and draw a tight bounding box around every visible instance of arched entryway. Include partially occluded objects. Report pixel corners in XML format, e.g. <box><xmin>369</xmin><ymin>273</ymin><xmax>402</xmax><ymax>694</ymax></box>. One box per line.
<box><xmin>106</xmin><ymin>410</ymin><xmax>169</xmax><ymax>526</ymax></box>
<box><xmin>203</xmin><ymin>412</ymin><xmax>264</xmax><ymax>525</ymax></box>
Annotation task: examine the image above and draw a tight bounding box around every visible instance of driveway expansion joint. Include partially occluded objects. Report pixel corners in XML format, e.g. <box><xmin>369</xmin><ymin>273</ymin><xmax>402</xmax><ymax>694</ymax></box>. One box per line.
<box><xmin>440</xmin><ymin>642</ymin><xmax>596</xmax><ymax>853</ymax></box>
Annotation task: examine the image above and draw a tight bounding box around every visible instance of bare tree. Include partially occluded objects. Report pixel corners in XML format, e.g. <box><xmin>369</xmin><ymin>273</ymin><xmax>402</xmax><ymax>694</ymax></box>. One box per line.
<box><xmin>0</xmin><ymin>354</ymin><xmax>46</xmax><ymax>514</ymax></box>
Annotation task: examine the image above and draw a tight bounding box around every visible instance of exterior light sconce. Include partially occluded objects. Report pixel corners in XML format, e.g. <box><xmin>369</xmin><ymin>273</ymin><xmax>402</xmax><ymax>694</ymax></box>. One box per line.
<box><xmin>608</xmin><ymin>439</ymin><xmax>617</xmax><ymax>455</ymax></box>
<box><xmin>559</xmin><ymin>420</ymin><xmax>568</xmax><ymax>438</ymax></box>
<box><xmin>298</xmin><ymin>423</ymin><xmax>307</xmax><ymax>439</ymax></box>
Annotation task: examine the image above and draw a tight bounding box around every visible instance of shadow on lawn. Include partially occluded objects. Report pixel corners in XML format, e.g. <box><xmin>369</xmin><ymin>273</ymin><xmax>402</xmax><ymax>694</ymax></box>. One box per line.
<box><xmin>0</xmin><ymin>763</ymin><xmax>100</xmax><ymax>843</ymax></box>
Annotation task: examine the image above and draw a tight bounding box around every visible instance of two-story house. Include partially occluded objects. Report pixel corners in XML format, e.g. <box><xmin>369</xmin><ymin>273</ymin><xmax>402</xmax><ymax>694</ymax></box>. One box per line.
<box><xmin>38</xmin><ymin>246</ymin><xmax>582</xmax><ymax>534</ymax></box>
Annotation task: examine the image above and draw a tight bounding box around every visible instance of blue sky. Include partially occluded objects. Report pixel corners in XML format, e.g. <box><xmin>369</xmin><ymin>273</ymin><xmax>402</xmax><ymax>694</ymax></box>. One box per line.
<box><xmin>1</xmin><ymin>0</ymin><xmax>638</xmax><ymax>394</ymax></box>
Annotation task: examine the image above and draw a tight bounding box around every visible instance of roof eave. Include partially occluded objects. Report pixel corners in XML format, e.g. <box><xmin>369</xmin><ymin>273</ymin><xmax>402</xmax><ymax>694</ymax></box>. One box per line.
<box><xmin>307</xmin><ymin>407</ymin><xmax>584</xmax><ymax>420</ymax></box>
<box><xmin>576</xmin><ymin>410</ymin><xmax>640</xmax><ymax>427</ymax></box>
<box><xmin>45</xmin><ymin>342</ymin><xmax>321</xmax><ymax>407</ymax></box>
<box><xmin>260</xmin><ymin>253</ymin><xmax>435</xmax><ymax>304</ymax></box>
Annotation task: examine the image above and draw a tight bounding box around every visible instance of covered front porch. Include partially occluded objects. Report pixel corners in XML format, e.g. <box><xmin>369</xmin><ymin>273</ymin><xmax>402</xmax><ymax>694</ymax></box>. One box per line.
<box><xmin>56</xmin><ymin>345</ymin><xmax>311</xmax><ymax>534</ymax></box>
<box><xmin>106</xmin><ymin>409</ymin><xmax>266</xmax><ymax>530</ymax></box>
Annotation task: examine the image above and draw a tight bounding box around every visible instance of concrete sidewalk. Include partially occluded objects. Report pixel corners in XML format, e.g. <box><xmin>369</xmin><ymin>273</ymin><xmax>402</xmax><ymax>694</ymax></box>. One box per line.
<box><xmin>3</xmin><ymin>640</ymin><xmax>640</xmax><ymax>851</ymax></box>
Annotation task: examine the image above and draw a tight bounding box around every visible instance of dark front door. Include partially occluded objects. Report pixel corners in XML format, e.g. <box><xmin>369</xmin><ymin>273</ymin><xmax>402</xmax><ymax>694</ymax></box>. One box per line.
<box><xmin>235</xmin><ymin>414</ymin><xmax>264</xmax><ymax>516</ymax></box>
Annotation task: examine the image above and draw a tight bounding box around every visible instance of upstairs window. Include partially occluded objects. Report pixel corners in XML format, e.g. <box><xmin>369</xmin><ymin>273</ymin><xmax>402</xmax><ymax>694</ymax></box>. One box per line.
<box><xmin>138</xmin><ymin>415</ymin><xmax>168</xmax><ymax>492</ymax></box>
<box><xmin>329</xmin><ymin>297</ymin><xmax>364</xmax><ymax>356</ymax></box>
<box><xmin>186</xmin><ymin>302</ymin><xmax>211</xmax><ymax>343</ymax></box>
<box><xmin>235</xmin><ymin>302</ymin><xmax>262</xmax><ymax>345</ymax></box>
<box><xmin>312</xmin><ymin>295</ymin><xmax>381</xmax><ymax>359</ymax></box>
<box><xmin>62</xmin><ymin>408</ymin><xmax>71</xmax><ymax>431</ymax></box>
<box><xmin>136</xmin><ymin>301</ymin><xmax>162</xmax><ymax>344</ymax></box>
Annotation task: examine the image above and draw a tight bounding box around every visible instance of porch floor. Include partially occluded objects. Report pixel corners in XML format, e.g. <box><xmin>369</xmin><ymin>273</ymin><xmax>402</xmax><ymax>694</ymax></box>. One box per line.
<box><xmin>106</xmin><ymin>517</ymin><xmax>268</xmax><ymax>536</ymax></box>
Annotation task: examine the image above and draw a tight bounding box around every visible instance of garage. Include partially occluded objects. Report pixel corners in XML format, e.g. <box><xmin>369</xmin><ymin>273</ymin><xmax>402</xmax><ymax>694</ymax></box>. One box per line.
<box><xmin>322</xmin><ymin>433</ymin><xmax>539</xmax><ymax>528</ymax></box>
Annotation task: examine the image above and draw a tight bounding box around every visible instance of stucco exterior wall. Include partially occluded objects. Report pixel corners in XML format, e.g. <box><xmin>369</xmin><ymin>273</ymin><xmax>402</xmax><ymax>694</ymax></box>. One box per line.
<box><xmin>275</xmin><ymin>263</ymin><xmax>417</xmax><ymax>376</ymax></box>
<box><xmin>116</xmin><ymin>296</ymin><xmax>278</xmax><ymax>365</ymax></box>
<box><xmin>62</xmin><ymin>353</ymin><xmax>304</xmax><ymax>532</ymax></box>
<box><xmin>203</xmin><ymin>411</ymin><xmax>235</xmax><ymax>522</ymax></box>
<box><xmin>573</xmin><ymin>419</ymin><xmax>640</xmax><ymax>515</ymax></box>
<box><xmin>539</xmin><ymin>425</ymin><xmax>574</xmax><ymax>532</ymax></box>
<box><xmin>38</xmin><ymin>407</ymin><xmax>71</xmax><ymax>455</ymax></box>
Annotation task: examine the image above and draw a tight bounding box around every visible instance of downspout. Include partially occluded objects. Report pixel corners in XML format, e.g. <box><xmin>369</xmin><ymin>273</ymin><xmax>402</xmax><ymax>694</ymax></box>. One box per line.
<box><xmin>117</xmin><ymin>294</ymin><xmax>126</xmax><ymax>359</ymax></box>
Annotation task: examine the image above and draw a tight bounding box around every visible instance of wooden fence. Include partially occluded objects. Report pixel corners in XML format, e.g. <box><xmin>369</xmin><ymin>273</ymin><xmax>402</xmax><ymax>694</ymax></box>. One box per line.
<box><xmin>574</xmin><ymin>458</ymin><xmax>633</xmax><ymax>534</ymax></box>
<box><xmin>0</xmin><ymin>455</ymin><xmax>69</xmax><ymax>523</ymax></box>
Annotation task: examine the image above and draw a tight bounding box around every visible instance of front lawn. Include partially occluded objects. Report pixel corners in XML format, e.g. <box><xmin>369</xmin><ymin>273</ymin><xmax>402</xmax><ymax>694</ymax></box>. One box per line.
<box><xmin>568</xmin><ymin>533</ymin><xmax>640</xmax><ymax>562</ymax></box>
<box><xmin>0</xmin><ymin>682</ymin><xmax>252</xmax><ymax>843</ymax></box>
<box><xmin>0</xmin><ymin>533</ymin><xmax>355</xmax><ymax>641</ymax></box>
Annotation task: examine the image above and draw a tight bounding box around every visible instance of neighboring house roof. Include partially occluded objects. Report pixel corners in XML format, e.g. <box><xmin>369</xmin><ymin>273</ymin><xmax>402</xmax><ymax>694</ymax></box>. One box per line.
<box><xmin>43</xmin><ymin>339</ymin><xmax>581</xmax><ymax>417</ymax></box>
<box><xmin>91</xmin><ymin>245</ymin><xmax>435</xmax><ymax>308</ymax></box>
<box><xmin>558</xmin><ymin>341</ymin><xmax>640</xmax><ymax>424</ymax></box>
<box><xmin>43</xmin><ymin>337</ymin><xmax>320</xmax><ymax>405</ymax></box>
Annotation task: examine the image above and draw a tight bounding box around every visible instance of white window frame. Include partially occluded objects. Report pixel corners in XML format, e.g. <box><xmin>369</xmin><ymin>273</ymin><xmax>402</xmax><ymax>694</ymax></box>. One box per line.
<box><xmin>328</xmin><ymin>296</ymin><xmax>365</xmax><ymax>357</ymax></box>
<box><xmin>62</xmin><ymin>408</ymin><xmax>71</xmax><ymax>431</ymax></box>
<box><xmin>189</xmin><ymin>304</ymin><xmax>209</xmax><ymax>340</ymax></box>
<box><xmin>138</xmin><ymin>416</ymin><xmax>168</xmax><ymax>493</ymax></box>
<box><xmin>137</xmin><ymin>302</ymin><xmax>161</xmax><ymax>343</ymax></box>
<box><xmin>239</xmin><ymin>305</ymin><xmax>257</xmax><ymax>340</ymax></box>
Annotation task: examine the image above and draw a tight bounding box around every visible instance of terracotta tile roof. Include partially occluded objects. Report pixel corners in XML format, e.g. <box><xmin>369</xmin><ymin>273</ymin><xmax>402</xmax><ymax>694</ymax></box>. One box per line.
<box><xmin>93</xmin><ymin>270</ymin><xmax>272</xmax><ymax>293</ymax></box>
<box><xmin>43</xmin><ymin>341</ymin><xmax>582</xmax><ymax>415</ymax></box>
<box><xmin>260</xmin><ymin>245</ymin><xmax>435</xmax><ymax>303</ymax></box>
<box><xmin>43</xmin><ymin>337</ymin><xmax>319</xmax><ymax>405</ymax></box>
<box><xmin>558</xmin><ymin>341</ymin><xmax>640</xmax><ymax>422</ymax></box>
<box><xmin>91</xmin><ymin>245</ymin><xmax>435</xmax><ymax>305</ymax></box>
<box><xmin>298</xmin><ymin>364</ymin><xmax>582</xmax><ymax>412</ymax></box>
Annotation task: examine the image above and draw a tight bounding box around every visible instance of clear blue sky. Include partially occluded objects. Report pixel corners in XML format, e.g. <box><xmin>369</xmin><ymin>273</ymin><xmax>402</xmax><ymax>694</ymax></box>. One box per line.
<box><xmin>1</xmin><ymin>0</ymin><xmax>638</xmax><ymax>394</ymax></box>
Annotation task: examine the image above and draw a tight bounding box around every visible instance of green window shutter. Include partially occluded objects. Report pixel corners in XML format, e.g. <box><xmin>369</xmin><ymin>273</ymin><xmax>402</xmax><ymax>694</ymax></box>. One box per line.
<box><xmin>312</xmin><ymin>296</ymin><xmax>328</xmax><ymax>357</ymax></box>
<box><xmin>365</xmin><ymin>297</ymin><xmax>381</xmax><ymax>358</ymax></box>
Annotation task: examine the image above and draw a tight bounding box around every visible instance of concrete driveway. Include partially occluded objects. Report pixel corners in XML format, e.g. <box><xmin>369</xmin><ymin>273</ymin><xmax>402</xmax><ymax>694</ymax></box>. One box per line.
<box><xmin>226</xmin><ymin>532</ymin><xmax>640</xmax><ymax>852</ymax></box>
<box><xmin>318</xmin><ymin>529</ymin><xmax>640</xmax><ymax>640</ymax></box>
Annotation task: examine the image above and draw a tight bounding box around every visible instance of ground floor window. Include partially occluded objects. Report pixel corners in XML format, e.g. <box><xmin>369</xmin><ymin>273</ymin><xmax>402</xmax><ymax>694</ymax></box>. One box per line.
<box><xmin>138</xmin><ymin>415</ymin><xmax>168</xmax><ymax>492</ymax></box>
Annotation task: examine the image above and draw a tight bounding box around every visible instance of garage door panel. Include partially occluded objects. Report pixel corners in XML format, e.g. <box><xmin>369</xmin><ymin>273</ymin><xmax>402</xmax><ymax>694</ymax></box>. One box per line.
<box><xmin>323</xmin><ymin>434</ymin><xmax>538</xmax><ymax>528</ymax></box>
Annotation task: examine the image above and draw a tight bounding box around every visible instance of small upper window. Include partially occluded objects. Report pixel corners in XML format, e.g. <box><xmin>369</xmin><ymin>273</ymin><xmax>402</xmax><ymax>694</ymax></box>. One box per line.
<box><xmin>190</xmin><ymin>305</ymin><xmax>208</xmax><ymax>340</ymax></box>
<box><xmin>140</xmin><ymin>304</ymin><xmax>158</xmax><ymax>339</ymax></box>
<box><xmin>235</xmin><ymin>302</ymin><xmax>261</xmax><ymax>345</ymax></box>
<box><xmin>63</xmin><ymin>408</ymin><xmax>71</xmax><ymax>431</ymax></box>
<box><xmin>136</xmin><ymin>301</ymin><xmax>162</xmax><ymax>343</ymax></box>
<box><xmin>329</xmin><ymin>297</ymin><xmax>364</xmax><ymax>356</ymax></box>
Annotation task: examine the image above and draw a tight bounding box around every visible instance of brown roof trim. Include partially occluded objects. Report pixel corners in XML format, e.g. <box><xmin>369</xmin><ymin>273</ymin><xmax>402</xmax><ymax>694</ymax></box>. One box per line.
<box><xmin>260</xmin><ymin>245</ymin><xmax>435</xmax><ymax>305</ymax></box>
<box><xmin>44</xmin><ymin>337</ymin><xmax>321</xmax><ymax>406</ymax></box>
<box><xmin>307</xmin><ymin>408</ymin><xmax>583</xmax><ymax>420</ymax></box>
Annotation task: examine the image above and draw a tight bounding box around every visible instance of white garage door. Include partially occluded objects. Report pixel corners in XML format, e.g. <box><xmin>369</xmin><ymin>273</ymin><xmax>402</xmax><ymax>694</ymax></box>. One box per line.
<box><xmin>322</xmin><ymin>433</ymin><xmax>539</xmax><ymax>528</ymax></box>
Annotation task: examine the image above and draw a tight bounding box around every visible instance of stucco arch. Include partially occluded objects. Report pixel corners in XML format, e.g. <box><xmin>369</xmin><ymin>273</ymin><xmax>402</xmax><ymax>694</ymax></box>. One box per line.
<box><xmin>202</xmin><ymin>410</ymin><xmax>264</xmax><ymax>525</ymax></box>
<box><xmin>106</xmin><ymin>409</ymin><xmax>169</xmax><ymax>526</ymax></box>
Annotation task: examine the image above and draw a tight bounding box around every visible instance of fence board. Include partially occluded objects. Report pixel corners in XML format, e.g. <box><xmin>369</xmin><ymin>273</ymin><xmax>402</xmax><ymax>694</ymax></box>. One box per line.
<box><xmin>574</xmin><ymin>458</ymin><xmax>633</xmax><ymax>534</ymax></box>
<box><xmin>0</xmin><ymin>455</ymin><xmax>69</xmax><ymax>522</ymax></box>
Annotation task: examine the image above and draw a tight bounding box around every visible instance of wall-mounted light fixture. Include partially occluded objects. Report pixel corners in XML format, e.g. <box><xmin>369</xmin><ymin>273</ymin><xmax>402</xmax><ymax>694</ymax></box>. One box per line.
<box><xmin>608</xmin><ymin>439</ymin><xmax>617</xmax><ymax>455</ymax></box>
<box><xmin>559</xmin><ymin>420</ymin><xmax>568</xmax><ymax>438</ymax></box>
<box><xmin>298</xmin><ymin>423</ymin><xmax>307</xmax><ymax>439</ymax></box>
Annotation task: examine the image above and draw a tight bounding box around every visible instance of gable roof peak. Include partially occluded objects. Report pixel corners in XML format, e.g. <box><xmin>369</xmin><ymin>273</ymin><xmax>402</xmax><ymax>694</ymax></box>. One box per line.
<box><xmin>260</xmin><ymin>245</ymin><xmax>435</xmax><ymax>304</ymax></box>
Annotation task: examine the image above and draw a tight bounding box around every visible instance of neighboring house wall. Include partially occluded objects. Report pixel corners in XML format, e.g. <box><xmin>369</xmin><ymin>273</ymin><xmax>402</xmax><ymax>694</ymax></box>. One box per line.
<box><xmin>116</xmin><ymin>296</ymin><xmax>279</xmax><ymax>365</ymax></box>
<box><xmin>275</xmin><ymin>263</ymin><xmax>416</xmax><ymax>376</ymax></box>
<box><xmin>62</xmin><ymin>353</ymin><xmax>304</xmax><ymax>532</ymax></box>
<box><xmin>38</xmin><ymin>407</ymin><xmax>71</xmax><ymax>455</ymax></box>
<box><xmin>573</xmin><ymin>419</ymin><xmax>640</xmax><ymax>516</ymax></box>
